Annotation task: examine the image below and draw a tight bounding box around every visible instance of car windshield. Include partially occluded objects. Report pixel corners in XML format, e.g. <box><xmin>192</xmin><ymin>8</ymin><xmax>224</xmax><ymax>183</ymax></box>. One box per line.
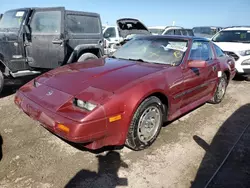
<box><xmin>193</xmin><ymin>27</ymin><xmax>218</xmax><ymax>35</ymax></box>
<box><xmin>0</xmin><ymin>10</ymin><xmax>26</xmax><ymax>29</ymax></box>
<box><xmin>212</xmin><ymin>30</ymin><xmax>250</xmax><ymax>43</ymax></box>
<box><xmin>149</xmin><ymin>28</ymin><xmax>165</xmax><ymax>35</ymax></box>
<box><xmin>112</xmin><ymin>38</ymin><xmax>188</xmax><ymax>65</ymax></box>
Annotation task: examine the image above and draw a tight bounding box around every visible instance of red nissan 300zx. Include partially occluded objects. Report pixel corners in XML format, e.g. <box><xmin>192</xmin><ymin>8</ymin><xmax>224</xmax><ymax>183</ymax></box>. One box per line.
<box><xmin>15</xmin><ymin>36</ymin><xmax>236</xmax><ymax>151</ymax></box>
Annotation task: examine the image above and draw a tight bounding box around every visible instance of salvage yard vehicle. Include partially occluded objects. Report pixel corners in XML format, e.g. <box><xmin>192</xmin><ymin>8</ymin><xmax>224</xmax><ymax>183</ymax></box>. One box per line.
<box><xmin>15</xmin><ymin>35</ymin><xmax>236</xmax><ymax>151</ymax></box>
<box><xmin>212</xmin><ymin>26</ymin><xmax>250</xmax><ymax>75</ymax></box>
<box><xmin>148</xmin><ymin>26</ymin><xmax>165</xmax><ymax>35</ymax></box>
<box><xmin>0</xmin><ymin>7</ymin><xmax>104</xmax><ymax>93</ymax></box>
<box><xmin>103</xmin><ymin>18</ymin><xmax>151</xmax><ymax>54</ymax></box>
<box><xmin>193</xmin><ymin>26</ymin><xmax>222</xmax><ymax>39</ymax></box>
<box><xmin>161</xmin><ymin>26</ymin><xmax>195</xmax><ymax>36</ymax></box>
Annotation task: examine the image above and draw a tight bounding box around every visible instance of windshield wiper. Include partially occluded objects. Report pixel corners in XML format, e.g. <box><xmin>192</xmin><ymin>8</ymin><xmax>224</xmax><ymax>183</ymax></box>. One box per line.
<box><xmin>128</xmin><ymin>58</ymin><xmax>145</xmax><ymax>62</ymax></box>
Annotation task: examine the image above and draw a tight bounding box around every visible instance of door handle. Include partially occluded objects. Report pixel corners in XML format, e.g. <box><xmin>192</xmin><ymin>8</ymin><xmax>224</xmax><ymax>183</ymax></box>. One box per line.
<box><xmin>52</xmin><ymin>39</ymin><xmax>63</xmax><ymax>44</ymax></box>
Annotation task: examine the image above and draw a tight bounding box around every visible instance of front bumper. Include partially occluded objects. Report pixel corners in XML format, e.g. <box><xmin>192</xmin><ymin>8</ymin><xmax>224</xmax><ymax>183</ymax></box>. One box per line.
<box><xmin>14</xmin><ymin>91</ymin><xmax>107</xmax><ymax>144</ymax></box>
<box><xmin>234</xmin><ymin>56</ymin><xmax>250</xmax><ymax>74</ymax></box>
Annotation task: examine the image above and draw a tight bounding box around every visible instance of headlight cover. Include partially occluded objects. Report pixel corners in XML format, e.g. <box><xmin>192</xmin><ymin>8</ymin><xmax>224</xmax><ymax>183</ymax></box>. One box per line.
<box><xmin>74</xmin><ymin>98</ymin><xmax>97</xmax><ymax>111</ymax></box>
<box><xmin>241</xmin><ymin>59</ymin><xmax>250</xmax><ymax>65</ymax></box>
<box><xmin>239</xmin><ymin>50</ymin><xmax>250</xmax><ymax>56</ymax></box>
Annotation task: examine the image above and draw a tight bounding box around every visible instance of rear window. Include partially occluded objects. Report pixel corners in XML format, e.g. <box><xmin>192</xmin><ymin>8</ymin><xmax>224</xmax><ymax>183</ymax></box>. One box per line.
<box><xmin>67</xmin><ymin>15</ymin><xmax>101</xmax><ymax>34</ymax></box>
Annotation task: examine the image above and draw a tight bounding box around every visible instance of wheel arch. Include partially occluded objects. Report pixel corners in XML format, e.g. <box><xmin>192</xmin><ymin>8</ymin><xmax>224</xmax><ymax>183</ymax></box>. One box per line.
<box><xmin>67</xmin><ymin>44</ymin><xmax>103</xmax><ymax>64</ymax></box>
<box><xmin>127</xmin><ymin>90</ymin><xmax>170</xmax><ymax>126</ymax></box>
<box><xmin>224</xmin><ymin>69</ymin><xmax>230</xmax><ymax>82</ymax></box>
<box><xmin>0</xmin><ymin>58</ymin><xmax>6</xmax><ymax>73</ymax></box>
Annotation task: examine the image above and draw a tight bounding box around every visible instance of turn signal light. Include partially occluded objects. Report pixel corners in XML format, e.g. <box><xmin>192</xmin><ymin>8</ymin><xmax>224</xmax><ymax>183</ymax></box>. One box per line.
<box><xmin>57</xmin><ymin>124</ymin><xmax>70</xmax><ymax>133</ymax></box>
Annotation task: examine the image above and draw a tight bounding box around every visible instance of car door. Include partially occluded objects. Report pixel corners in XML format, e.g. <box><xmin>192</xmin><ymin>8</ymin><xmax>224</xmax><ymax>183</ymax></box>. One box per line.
<box><xmin>103</xmin><ymin>26</ymin><xmax>118</xmax><ymax>44</ymax></box>
<box><xmin>25</xmin><ymin>8</ymin><xmax>65</xmax><ymax>69</ymax></box>
<box><xmin>181</xmin><ymin>40</ymin><xmax>214</xmax><ymax>107</ymax></box>
<box><xmin>202</xmin><ymin>42</ymin><xmax>220</xmax><ymax>96</ymax></box>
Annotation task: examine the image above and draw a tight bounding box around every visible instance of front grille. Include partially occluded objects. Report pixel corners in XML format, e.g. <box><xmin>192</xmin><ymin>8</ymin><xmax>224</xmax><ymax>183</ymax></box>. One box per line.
<box><xmin>224</xmin><ymin>51</ymin><xmax>239</xmax><ymax>61</ymax></box>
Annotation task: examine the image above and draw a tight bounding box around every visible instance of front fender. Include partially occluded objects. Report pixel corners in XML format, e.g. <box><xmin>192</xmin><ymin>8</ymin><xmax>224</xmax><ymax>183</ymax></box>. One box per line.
<box><xmin>104</xmin><ymin>76</ymin><xmax>169</xmax><ymax>144</ymax></box>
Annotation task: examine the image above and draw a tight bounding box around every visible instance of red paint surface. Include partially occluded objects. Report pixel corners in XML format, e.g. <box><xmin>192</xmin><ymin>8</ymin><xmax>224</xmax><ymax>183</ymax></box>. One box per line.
<box><xmin>15</xmin><ymin>37</ymin><xmax>236</xmax><ymax>150</ymax></box>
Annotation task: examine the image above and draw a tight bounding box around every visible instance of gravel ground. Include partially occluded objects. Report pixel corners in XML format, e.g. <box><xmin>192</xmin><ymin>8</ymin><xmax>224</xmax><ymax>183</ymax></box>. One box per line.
<box><xmin>0</xmin><ymin>78</ymin><xmax>250</xmax><ymax>188</ymax></box>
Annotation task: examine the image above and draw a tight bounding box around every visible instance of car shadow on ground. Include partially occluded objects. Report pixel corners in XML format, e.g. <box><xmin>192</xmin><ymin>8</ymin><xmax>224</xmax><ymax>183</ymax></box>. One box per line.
<box><xmin>232</xmin><ymin>74</ymin><xmax>250</xmax><ymax>82</ymax></box>
<box><xmin>0</xmin><ymin>134</ymin><xmax>3</xmax><ymax>161</ymax></box>
<box><xmin>0</xmin><ymin>75</ymin><xmax>39</xmax><ymax>99</ymax></box>
<box><xmin>191</xmin><ymin>103</ymin><xmax>250</xmax><ymax>188</ymax></box>
<box><xmin>65</xmin><ymin>151</ymin><xmax>128</xmax><ymax>188</ymax></box>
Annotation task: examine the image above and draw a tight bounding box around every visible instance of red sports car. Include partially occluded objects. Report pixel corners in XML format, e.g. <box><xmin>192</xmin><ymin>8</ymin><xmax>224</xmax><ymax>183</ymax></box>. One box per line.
<box><xmin>15</xmin><ymin>36</ymin><xmax>236</xmax><ymax>151</ymax></box>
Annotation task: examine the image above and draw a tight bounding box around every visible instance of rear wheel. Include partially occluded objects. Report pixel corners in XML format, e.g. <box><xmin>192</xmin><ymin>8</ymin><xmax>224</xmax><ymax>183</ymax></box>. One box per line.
<box><xmin>126</xmin><ymin>96</ymin><xmax>164</xmax><ymax>151</ymax></box>
<box><xmin>209</xmin><ymin>72</ymin><xmax>228</xmax><ymax>104</ymax></box>
<box><xmin>77</xmin><ymin>53</ymin><xmax>98</xmax><ymax>62</ymax></box>
<box><xmin>0</xmin><ymin>71</ymin><xmax>3</xmax><ymax>94</ymax></box>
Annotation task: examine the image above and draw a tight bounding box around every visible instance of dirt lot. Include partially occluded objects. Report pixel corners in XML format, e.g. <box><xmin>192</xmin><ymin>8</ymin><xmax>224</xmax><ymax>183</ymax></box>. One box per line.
<box><xmin>0</xmin><ymin>78</ymin><xmax>250</xmax><ymax>188</ymax></box>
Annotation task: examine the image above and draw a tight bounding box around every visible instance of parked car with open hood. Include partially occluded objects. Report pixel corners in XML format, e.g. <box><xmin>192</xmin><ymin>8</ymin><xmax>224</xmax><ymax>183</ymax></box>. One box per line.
<box><xmin>211</xmin><ymin>26</ymin><xmax>250</xmax><ymax>75</ymax></box>
<box><xmin>0</xmin><ymin>7</ymin><xmax>104</xmax><ymax>93</ymax></box>
<box><xmin>15</xmin><ymin>35</ymin><xmax>235</xmax><ymax>151</ymax></box>
<box><xmin>103</xmin><ymin>18</ymin><xmax>151</xmax><ymax>54</ymax></box>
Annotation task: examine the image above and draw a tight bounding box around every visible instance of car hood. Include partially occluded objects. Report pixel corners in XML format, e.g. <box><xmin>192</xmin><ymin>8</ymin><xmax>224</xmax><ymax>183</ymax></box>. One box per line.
<box><xmin>116</xmin><ymin>18</ymin><xmax>151</xmax><ymax>38</ymax></box>
<box><xmin>213</xmin><ymin>42</ymin><xmax>250</xmax><ymax>52</ymax></box>
<box><xmin>36</xmin><ymin>58</ymin><xmax>166</xmax><ymax>96</ymax></box>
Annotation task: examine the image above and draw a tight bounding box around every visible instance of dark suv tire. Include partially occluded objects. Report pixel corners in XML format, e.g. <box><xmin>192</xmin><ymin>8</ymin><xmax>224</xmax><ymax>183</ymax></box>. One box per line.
<box><xmin>77</xmin><ymin>53</ymin><xmax>98</xmax><ymax>62</ymax></box>
<box><xmin>0</xmin><ymin>71</ymin><xmax>3</xmax><ymax>94</ymax></box>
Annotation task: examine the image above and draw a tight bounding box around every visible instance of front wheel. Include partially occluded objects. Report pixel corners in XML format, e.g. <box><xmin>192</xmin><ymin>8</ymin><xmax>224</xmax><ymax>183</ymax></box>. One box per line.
<box><xmin>0</xmin><ymin>71</ymin><xmax>4</xmax><ymax>94</ymax></box>
<box><xmin>77</xmin><ymin>53</ymin><xmax>98</xmax><ymax>62</ymax></box>
<box><xmin>126</xmin><ymin>96</ymin><xmax>163</xmax><ymax>151</ymax></box>
<box><xmin>209</xmin><ymin>72</ymin><xmax>228</xmax><ymax>104</ymax></box>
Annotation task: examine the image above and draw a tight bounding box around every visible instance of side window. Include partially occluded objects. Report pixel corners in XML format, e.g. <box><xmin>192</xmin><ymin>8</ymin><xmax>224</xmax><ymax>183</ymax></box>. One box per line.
<box><xmin>214</xmin><ymin>44</ymin><xmax>225</xmax><ymax>57</ymax></box>
<box><xmin>181</xmin><ymin>29</ymin><xmax>188</xmax><ymax>36</ymax></box>
<box><xmin>174</xmin><ymin>29</ymin><xmax>181</xmax><ymax>35</ymax></box>
<box><xmin>189</xmin><ymin>41</ymin><xmax>213</xmax><ymax>61</ymax></box>
<box><xmin>164</xmin><ymin>29</ymin><xmax>174</xmax><ymax>35</ymax></box>
<box><xmin>103</xmin><ymin>27</ymin><xmax>116</xmax><ymax>38</ymax></box>
<box><xmin>30</xmin><ymin>11</ymin><xmax>61</xmax><ymax>34</ymax></box>
<box><xmin>67</xmin><ymin>15</ymin><xmax>101</xmax><ymax>34</ymax></box>
<box><xmin>187</xmin><ymin>30</ymin><xmax>194</xmax><ymax>36</ymax></box>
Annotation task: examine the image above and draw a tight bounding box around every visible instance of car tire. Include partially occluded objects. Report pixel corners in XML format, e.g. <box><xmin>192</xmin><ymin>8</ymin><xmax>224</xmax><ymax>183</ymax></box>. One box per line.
<box><xmin>209</xmin><ymin>72</ymin><xmax>228</xmax><ymax>104</ymax></box>
<box><xmin>0</xmin><ymin>71</ymin><xmax>3</xmax><ymax>94</ymax></box>
<box><xmin>125</xmin><ymin>96</ymin><xmax>164</xmax><ymax>151</ymax></box>
<box><xmin>77</xmin><ymin>53</ymin><xmax>98</xmax><ymax>62</ymax></box>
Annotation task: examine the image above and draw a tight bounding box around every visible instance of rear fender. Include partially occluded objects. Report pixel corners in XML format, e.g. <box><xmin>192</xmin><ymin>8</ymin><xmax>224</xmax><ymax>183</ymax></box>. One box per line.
<box><xmin>67</xmin><ymin>44</ymin><xmax>104</xmax><ymax>64</ymax></box>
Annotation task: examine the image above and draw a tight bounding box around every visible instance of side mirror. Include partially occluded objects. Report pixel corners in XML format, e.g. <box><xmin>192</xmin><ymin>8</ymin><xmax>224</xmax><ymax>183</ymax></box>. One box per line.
<box><xmin>188</xmin><ymin>60</ymin><xmax>207</xmax><ymax>68</ymax></box>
